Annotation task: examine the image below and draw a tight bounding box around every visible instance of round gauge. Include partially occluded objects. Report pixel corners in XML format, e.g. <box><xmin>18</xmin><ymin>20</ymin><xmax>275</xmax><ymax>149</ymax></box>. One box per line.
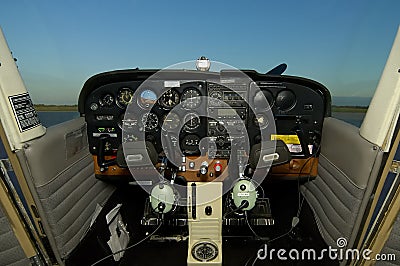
<box><xmin>141</xmin><ymin>112</ymin><xmax>159</xmax><ymax>131</ymax></box>
<box><xmin>117</xmin><ymin>88</ymin><xmax>134</xmax><ymax>108</ymax></box>
<box><xmin>253</xmin><ymin>114</ymin><xmax>268</xmax><ymax>129</ymax></box>
<box><xmin>181</xmin><ymin>88</ymin><xmax>201</xmax><ymax>109</ymax></box>
<box><xmin>162</xmin><ymin>112</ymin><xmax>180</xmax><ymax>131</ymax></box>
<box><xmin>99</xmin><ymin>94</ymin><xmax>114</xmax><ymax>107</ymax></box>
<box><xmin>181</xmin><ymin>134</ymin><xmax>201</xmax><ymax>154</ymax></box>
<box><xmin>208</xmin><ymin>91</ymin><xmax>223</xmax><ymax>106</ymax></box>
<box><xmin>159</xmin><ymin>89</ymin><xmax>180</xmax><ymax>108</ymax></box>
<box><xmin>191</xmin><ymin>241</ymin><xmax>218</xmax><ymax>262</ymax></box>
<box><xmin>138</xmin><ymin>89</ymin><xmax>157</xmax><ymax>109</ymax></box>
<box><xmin>183</xmin><ymin>113</ymin><xmax>200</xmax><ymax>131</ymax></box>
<box><xmin>210</xmin><ymin>91</ymin><xmax>223</xmax><ymax>99</ymax></box>
<box><xmin>254</xmin><ymin>90</ymin><xmax>274</xmax><ymax>110</ymax></box>
<box><xmin>275</xmin><ymin>90</ymin><xmax>296</xmax><ymax>111</ymax></box>
<box><xmin>90</xmin><ymin>102</ymin><xmax>99</xmax><ymax>111</ymax></box>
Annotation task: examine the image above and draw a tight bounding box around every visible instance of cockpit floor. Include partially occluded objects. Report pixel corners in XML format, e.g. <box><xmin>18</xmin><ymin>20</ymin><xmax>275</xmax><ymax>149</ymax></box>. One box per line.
<box><xmin>66</xmin><ymin>181</ymin><xmax>338</xmax><ymax>266</ymax></box>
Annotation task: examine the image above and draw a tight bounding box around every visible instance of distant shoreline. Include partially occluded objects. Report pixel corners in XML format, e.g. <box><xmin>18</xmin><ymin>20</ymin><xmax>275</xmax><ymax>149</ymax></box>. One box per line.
<box><xmin>33</xmin><ymin>104</ymin><xmax>368</xmax><ymax>113</ymax></box>
<box><xmin>331</xmin><ymin>106</ymin><xmax>367</xmax><ymax>113</ymax></box>
<box><xmin>34</xmin><ymin>104</ymin><xmax>78</xmax><ymax>111</ymax></box>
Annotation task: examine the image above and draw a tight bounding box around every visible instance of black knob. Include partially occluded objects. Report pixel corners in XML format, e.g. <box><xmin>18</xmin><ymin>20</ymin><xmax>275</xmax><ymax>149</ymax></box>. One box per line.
<box><xmin>240</xmin><ymin>184</ymin><xmax>247</xmax><ymax>191</ymax></box>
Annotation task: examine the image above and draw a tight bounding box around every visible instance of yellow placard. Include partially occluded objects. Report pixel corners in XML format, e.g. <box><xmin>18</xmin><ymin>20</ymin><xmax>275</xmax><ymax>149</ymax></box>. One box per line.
<box><xmin>271</xmin><ymin>134</ymin><xmax>300</xmax><ymax>144</ymax></box>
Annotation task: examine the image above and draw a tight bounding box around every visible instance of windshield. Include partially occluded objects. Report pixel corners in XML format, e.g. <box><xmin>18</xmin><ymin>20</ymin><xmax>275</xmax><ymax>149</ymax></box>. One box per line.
<box><xmin>1</xmin><ymin>1</ymin><xmax>399</xmax><ymax>127</ymax></box>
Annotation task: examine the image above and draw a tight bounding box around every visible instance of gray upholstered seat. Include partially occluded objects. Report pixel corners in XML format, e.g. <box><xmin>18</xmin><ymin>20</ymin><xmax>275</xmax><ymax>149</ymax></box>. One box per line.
<box><xmin>17</xmin><ymin>117</ymin><xmax>115</xmax><ymax>264</ymax></box>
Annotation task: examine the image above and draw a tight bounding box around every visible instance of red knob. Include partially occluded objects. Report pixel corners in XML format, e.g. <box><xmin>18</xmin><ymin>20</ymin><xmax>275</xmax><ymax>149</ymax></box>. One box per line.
<box><xmin>214</xmin><ymin>161</ymin><xmax>222</xmax><ymax>173</ymax></box>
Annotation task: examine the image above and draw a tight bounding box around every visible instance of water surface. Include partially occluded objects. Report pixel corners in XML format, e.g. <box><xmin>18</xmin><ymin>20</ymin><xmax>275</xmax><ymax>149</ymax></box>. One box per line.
<box><xmin>37</xmin><ymin>111</ymin><xmax>79</xmax><ymax>127</ymax></box>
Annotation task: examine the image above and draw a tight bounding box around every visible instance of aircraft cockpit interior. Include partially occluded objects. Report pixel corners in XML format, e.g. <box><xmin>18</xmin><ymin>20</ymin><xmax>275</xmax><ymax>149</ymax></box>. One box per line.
<box><xmin>1</xmin><ymin>18</ymin><xmax>400</xmax><ymax>266</ymax></box>
<box><xmin>72</xmin><ymin>58</ymin><xmax>331</xmax><ymax>265</ymax></box>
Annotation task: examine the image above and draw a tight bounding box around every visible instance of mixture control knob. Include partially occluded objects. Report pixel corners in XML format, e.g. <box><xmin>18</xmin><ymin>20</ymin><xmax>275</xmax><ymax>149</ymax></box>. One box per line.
<box><xmin>200</xmin><ymin>161</ymin><xmax>209</xmax><ymax>175</ymax></box>
<box><xmin>214</xmin><ymin>161</ymin><xmax>222</xmax><ymax>173</ymax></box>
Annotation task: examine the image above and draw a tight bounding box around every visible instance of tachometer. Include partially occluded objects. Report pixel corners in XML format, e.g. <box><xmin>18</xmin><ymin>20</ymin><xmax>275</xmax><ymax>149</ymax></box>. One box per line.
<box><xmin>159</xmin><ymin>89</ymin><xmax>180</xmax><ymax>108</ymax></box>
<box><xmin>138</xmin><ymin>89</ymin><xmax>157</xmax><ymax>109</ymax></box>
<box><xmin>141</xmin><ymin>112</ymin><xmax>159</xmax><ymax>131</ymax></box>
<box><xmin>117</xmin><ymin>88</ymin><xmax>134</xmax><ymax>108</ymax></box>
<box><xmin>181</xmin><ymin>88</ymin><xmax>201</xmax><ymax>109</ymax></box>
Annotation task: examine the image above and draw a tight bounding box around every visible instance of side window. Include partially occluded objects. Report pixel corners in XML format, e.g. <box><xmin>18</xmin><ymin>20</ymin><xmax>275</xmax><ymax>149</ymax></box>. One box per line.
<box><xmin>331</xmin><ymin>96</ymin><xmax>371</xmax><ymax>127</ymax></box>
<box><xmin>34</xmin><ymin>104</ymin><xmax>79</xmax><ymax>127</ymax></box>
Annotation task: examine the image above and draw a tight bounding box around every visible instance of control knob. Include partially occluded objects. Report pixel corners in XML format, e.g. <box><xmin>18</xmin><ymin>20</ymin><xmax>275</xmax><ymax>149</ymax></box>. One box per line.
<box><xmin>214</xmin><ymin>161</ymin><xmax>222</xmax><ymax>173</ymax></box>
<box><xmin>200</xmin><ymin>161</ymin><xmax>209</xmax><ymax>175</ymax></box>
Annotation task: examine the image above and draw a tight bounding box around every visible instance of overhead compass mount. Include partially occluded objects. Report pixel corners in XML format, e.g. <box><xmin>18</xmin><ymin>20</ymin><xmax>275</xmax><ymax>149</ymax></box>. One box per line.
<box><xmin>196</xmin><ymin>56</ymin><xmax>211</xmax><ymax>71</ymax></box>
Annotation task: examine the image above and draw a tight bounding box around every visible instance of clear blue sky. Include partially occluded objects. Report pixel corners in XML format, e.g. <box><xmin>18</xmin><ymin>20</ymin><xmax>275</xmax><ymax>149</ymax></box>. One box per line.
<box><xmin>1</xmin><ymin>0</ymin><xmax>399</xmax><ymax>104</ymax></box>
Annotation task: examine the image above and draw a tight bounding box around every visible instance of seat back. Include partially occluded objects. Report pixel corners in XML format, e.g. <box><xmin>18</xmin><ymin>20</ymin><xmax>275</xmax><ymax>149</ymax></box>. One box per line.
<box><xmin>301</xmin><ymin>117</ymin><xmax>383</xmax><ymax>249</ymax></box>
<box><xmin>17</xmin><ymin>117</ymin><xmax>115</xmax><ymax>263</ymax></box>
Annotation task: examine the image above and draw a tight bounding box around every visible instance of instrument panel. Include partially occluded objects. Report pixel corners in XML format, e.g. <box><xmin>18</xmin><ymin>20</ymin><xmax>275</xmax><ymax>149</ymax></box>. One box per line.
<box><xmin>79</xmin><ymin>69</ymin><xmax>330</xmax><ymax>180</ymax></box>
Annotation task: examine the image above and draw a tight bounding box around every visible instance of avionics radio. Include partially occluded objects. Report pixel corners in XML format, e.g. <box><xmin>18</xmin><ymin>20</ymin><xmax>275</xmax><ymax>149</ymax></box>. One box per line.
<box><xmin>207</xmin><ymin>82</ymin><xmax>248</xmax><ymax>158</ymax></box>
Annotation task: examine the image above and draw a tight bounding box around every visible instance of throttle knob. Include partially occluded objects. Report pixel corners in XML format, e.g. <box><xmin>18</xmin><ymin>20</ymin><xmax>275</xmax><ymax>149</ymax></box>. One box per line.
<box><xmin>200</xmin><ymin>161</ymin><xmax>209</xmax><ymax>175</ymax></box>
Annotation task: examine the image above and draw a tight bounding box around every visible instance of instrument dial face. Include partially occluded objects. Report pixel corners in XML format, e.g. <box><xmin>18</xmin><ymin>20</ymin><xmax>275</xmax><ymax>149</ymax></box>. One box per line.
<box><xmin>162</xmin><ymin>112</ymin><xmax>180</xmax><ymax>131</ymax></box>
<box><xmin>276</xmin><ymin>90</ymin><xmax>296</xmax><ymax>111</ymax></box>
<box><xmin>208</xmin><ymin>91</ymin><xmax>223</xmax><ymax>106</ymax></box>
<box><xmin>141</xmin><ymin>112</ymin><xmax>159</xmax><ymax>131</ymax></box>
<box><xmin>254</xmin><ymin>90</ymin><xmax>274</xmax><ymax>110</ymax></box>
<box><xmin>183</xmin><ymin>113</ymin><xmax>200</xmax><ymax>131</ymax></box>
<box><xmin>181</xmin><ymin>134</ymin><xmax>201</xmax><ymax>154</ymax></box>
<box><xmin>138</xmin><ymin>89</ymin><xmax>157</xmax><ymax>109</ymax></box>
<box><xmin>191</xmin><ymin>241</ymin><xmax>218</xmax><ymax>262</ymax></box>
<box><xmin>117</xmin><ymin>88</ymin><xmax>134</xmax><ymax>108</ymax></box>
<box><xmin>181</xmin><ymin>88</ymin><xmax>201</xmax><ymax>109</ymax></box>
<box><xmin>159</xmin><ymin>89</ymin><xmax>180</xmax><ymax>108</ymax></box>
<box><xmin>99</xmin><ymin>94</ymin><xmax>114</xmax><ymax>107</ymax></box>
